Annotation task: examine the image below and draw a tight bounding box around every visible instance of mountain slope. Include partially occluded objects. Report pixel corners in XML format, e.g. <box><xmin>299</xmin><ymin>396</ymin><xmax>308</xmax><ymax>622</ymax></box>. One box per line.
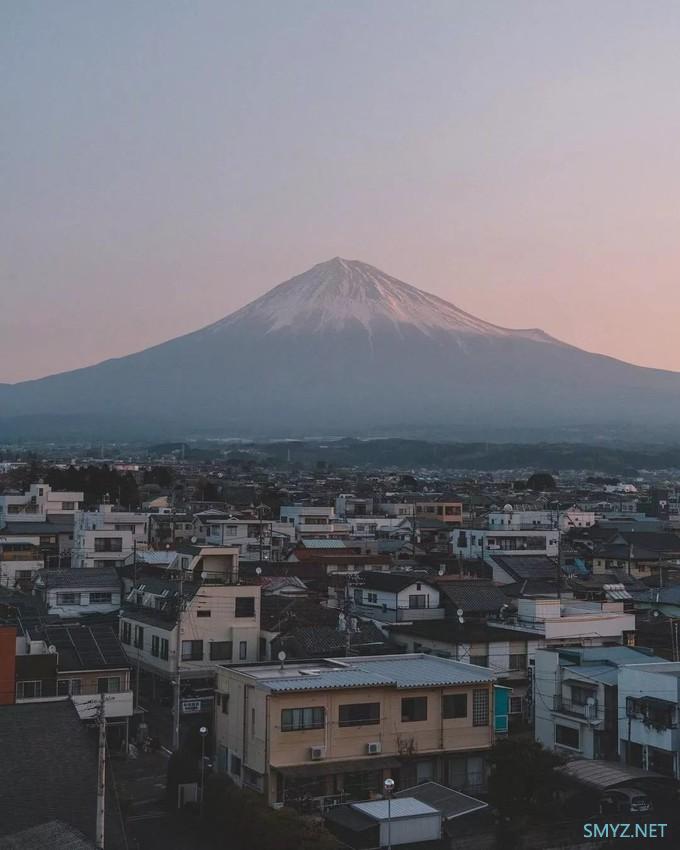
<box><xmin>1</xmin><ymin>257</ymin><xmax>680</xmax><ymax>440</ymax></box>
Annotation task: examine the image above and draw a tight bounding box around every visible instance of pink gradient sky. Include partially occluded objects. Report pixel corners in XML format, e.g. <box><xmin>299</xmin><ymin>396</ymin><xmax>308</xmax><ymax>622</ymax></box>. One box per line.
<box><xmin>3</xmin><ymin>1</ymin><xmax>680</xmax><ymax>383</ymax></box>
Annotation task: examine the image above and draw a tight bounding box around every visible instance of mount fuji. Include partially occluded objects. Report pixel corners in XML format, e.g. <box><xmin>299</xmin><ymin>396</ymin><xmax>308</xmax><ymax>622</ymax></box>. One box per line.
<box><xmin>2</xmin><ymin>257</ymin><xmax>680</xmax><ymax>440</ymax></box>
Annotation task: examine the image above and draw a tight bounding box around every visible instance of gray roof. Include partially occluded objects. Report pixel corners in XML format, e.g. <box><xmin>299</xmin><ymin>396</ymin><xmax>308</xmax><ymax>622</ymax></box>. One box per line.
<box><xmin>0</xmin><ymin>703</ymin><xmax>125</xmax><ymax>847</ymax></box>
<box><xmin>35</xmin><ymin>567</ymin><xmax>119</xmax><ymax>590</ymax></box>
<box><xmin>352</xmin><ymin>798</ymin><xmax>439</xmax><ymax>821</ymax></box>
<box><xmin>436</xmin><ymin>580</ymin><xmax>508</xmax><ymax>613</ymax></box>
<box><xmin>394</xmin><ymin>781</ymin><xmax>488</xmax><ymax>821</ymax></box>
<box><xmin>0</xmin><ymin>821</ymin><xmax>94</xmax><ymax>850</ymax></box>
<box><xmin>1</xmin><ymin>521</ymin><xmax>74</xmax><ymax>536</ymax></box>
<box><xmin>300</xmin><ymin>539</ymin><xmax>348</xmax><ymax>549</ymax></box>
<box><xmin>556</xmin><ymin>758</ymin><xmax>665</xmax><ymax>790</ymax></box>
<box><xmin>490</xmin><ymin>555</ymin><xmax>558</xmax><ymax>581</ymax></box>
<box><xmin>563</xmin><ymin>664</ymin><xmax>619</xmax><ymax>686</ymax></box>
<box><xmin>254</xmin><ymin>654</ymin><xmax>495</xmax><ymax>693</ymax></box>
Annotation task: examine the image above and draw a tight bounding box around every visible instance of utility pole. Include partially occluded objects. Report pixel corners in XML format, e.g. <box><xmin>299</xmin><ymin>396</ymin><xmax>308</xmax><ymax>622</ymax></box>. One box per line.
<box><xmin>96</xmin><ymin>693</ymin><xmax>106</xmax><ymax>850</ymax></box>
<box><xmin>172</xmin><ymin>566</ymin><xmax>184</xmax><ymax>751</ymax></box>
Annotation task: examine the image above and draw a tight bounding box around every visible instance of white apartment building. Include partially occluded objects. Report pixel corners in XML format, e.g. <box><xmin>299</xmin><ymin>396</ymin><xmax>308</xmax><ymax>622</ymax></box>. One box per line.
<box><xmin>119</xmin><ymin>547</ymin><xmax>261</xmax><ymax>728</ymax></box>
<box><xmin>194</xmin><ymin>513</ymin><xmax>289</xmax><ymax>561</ymax></box>
<box><xmin>492</xmin><ymin>597</ymin><xmax>635</xmax><ymax>645</ymax></box>
<box><xmin>452</xmin><ymin>527</ymin><xmax>559</xmax><ymax>559</ymax></box>
<box><xmin>71</xmin><ymin>505</ymin><xmax>149</xmax><ymax>569</ymax></box>
<box><xmin>619</xmin><ymin>662</ymin><xmax>680</xmax><ymax>779</ymax></box>
<box><xmin>280</xmin><ymin>506</ymin><xmax>346</xmax><ymax>539</ymax></box>
<box><xmin>0</xmin><ymin>483</ymin><xmax>83</xmax><ymax>524</ymax></box>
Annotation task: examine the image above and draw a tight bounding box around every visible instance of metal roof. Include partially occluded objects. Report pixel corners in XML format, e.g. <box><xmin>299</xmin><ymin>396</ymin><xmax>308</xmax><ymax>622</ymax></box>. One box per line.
<box><xmin>351</xmin><ymin>799</ymin><xmax>439</xmax><ymax>821</ymax></box>
<box><xmin>394</xmin><ymin>781</ymin><xmax>488</xmax><ymax>820</ymax></box>
<box><xmin>257</xmin><ymin>654</ymin><xmax>495</xmax><ymax>692</ymax></box>
<box><xmin>556</xmin><ymin>759</ymin><xmax>665</xmax><ymax>790</ymax></box>
<box><xmin>563</xmin><ymin>664</ymin><xmax>619</xmax><ymax>687</ymax></box>
<box><xmin>300</xmin><ymin>539</ymin><xmax>348</xmax><ymax>549</ymax></box>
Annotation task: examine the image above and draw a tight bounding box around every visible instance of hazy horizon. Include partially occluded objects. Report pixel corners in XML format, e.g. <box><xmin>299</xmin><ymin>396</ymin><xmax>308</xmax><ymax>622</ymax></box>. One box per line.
<box><xmin>4</xmin><ymin>1</ymin><xmax>680</xmax><ymax>382</ymax></box>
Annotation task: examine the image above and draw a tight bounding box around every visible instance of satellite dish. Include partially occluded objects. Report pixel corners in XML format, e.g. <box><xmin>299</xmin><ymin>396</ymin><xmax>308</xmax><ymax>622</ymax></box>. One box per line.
<box><xmin>255</xmin><ymin>566</ymin><xmax>262</xmax><ymax>575</ymax></box>
<box><xmin>458</xmin><ymin>616</ymin><xmax>464</xmax><ymax>625</ymax></box>
<box><xmin>200</xmin><ymin>571</ymin><xmax>208</xmax><ymax>580</ymax></box>
<box><xmin>438</xmin><ymin>567</ymin><xmax>446</xmax><ymax>576</ymax></box>
<box><xmin>190</xmin><ymin>536</ymin><xmax>198</xmax><ymax>544</ymax></box>
<box><xmin>277</xmin><ymin>650</ymin><xmax>287</xmax><ymax>662</ymax></box>
<box><xmin>48</xmin><ymin>645</ymin><xmax>57</xmax><ymax>654</ymax></box>
<box><xmin>456</xmin><ymin>608</ymin><xmax>464</xmax><ymax>617</ymax></box>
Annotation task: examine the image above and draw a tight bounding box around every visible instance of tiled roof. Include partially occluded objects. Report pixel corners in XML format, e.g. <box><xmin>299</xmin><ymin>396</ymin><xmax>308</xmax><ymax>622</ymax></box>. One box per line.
<box><xmin>35</xmin><ymin>567</ymin><xmax>119</xmax><ymax>589</ymax></box>
<box><xmin>358</xmin><ymin>571</ymin><xmax>435</xmax><ymax>593</ymax></box>
<box><xmin>0</xmin><ymin>702</ymin><xmax>125</xmax><ymax>847</ymax></box>
<box><xmin>436</xmin><ymin>580</ymin><xmax>507</xmax><ymax>613</ymax></box>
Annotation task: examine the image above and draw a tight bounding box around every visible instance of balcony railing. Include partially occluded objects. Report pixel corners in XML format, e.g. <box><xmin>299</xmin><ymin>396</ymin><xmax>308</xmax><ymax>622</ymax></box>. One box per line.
<box><xmin>553</xmin><ymin>696</ymin><xmax>598</xmax><ymax>720</ymax></box>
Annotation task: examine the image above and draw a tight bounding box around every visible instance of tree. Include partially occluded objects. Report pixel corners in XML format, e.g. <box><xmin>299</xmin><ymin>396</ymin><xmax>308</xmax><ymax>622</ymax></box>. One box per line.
<box><xmin>487</xmin><ymin>738</ymin><xmax>563</xmax><ymax>822</ymax></box>
<box><xmin>527</xmin><ymin>471</ymin><xmax>556</xmax><ymax>491</ymax></box>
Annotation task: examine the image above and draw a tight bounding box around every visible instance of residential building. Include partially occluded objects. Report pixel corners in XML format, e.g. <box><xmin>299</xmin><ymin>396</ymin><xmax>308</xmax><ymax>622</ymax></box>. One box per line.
<box><xmin>71</xmin><ymin>504</ymin><xmax>149</xmax><ymax>569</ymax></box>
<box><xmin>33</xmin><ymin>567</ymin><xmax>122</xmax><ymax>617</ymax></box>
<box><xmin>451</xmin><ymin>527</ymin><xmax>559</xmax><ymax>560</ymax></box>
<box><xmin>0</xmin><ymin>483</ymin><xmax>83</xmax><ymax>524</ymax></box>
<box><xmin>119</xmin><ymin>546</ymin><xmax>260</xmax><ymax>741</ymax></box>
<box><xmin>280</xmin><ymin>506</ymin><xmax>347</xmax><ymax>539</ymax></box>
<box><xmin>619</xmin><ymin>661</ymin><xmax>680</xmax><ymax>779</ymax></box>
<box><xmin>328</xmin><ymin>572</ymin><xmax>443</xmax><ymax>624</ymax></box>
<box><xmin>0</xmin><ymin>534</ymin><xmax>44</xmax><ymax>589</ymax></box>
<box><xmin>534</xmin><ymin>646</ymin><xmax>665</xmax><ymax>763</ymax></box>
<box><xmin>194</xmin><ymin>513</ymin><xmax>286</xmax><ymax>561</ymax></box>
<box><xmin>214</xmin><ymin>654</ymin><xmax>498</xmax><ymax>807</ymax></box>
<box><xmin>415</xmin><ymin>501</ymin><xmax>463</xmax><ymax>526</ymax></box>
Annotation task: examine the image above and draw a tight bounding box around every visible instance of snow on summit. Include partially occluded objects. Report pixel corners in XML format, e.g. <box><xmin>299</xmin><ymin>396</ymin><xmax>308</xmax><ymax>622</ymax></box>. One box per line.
<box><xmin>214</xmin><ymin>257</ymin><xmax>553</xmax><ymax>341</ymax></box>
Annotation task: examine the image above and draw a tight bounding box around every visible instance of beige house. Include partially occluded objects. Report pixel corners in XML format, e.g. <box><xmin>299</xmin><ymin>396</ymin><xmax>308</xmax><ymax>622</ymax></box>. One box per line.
<box><xmin>214</xmin><ymin>654</ymin><xmax>496</xmax><ymax>808</ymax></box>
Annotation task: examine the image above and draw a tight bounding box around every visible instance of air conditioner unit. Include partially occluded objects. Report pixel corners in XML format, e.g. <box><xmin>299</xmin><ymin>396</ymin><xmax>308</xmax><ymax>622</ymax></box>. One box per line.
<box><xmin>310</xmin><ymin>746</ymin><xmax>326</xmax><ymax>760</ymax></box>
<box><xmin>367</xmin><ymin>742</ymin><xmax>382</xmax><ymax>755</ymax></box>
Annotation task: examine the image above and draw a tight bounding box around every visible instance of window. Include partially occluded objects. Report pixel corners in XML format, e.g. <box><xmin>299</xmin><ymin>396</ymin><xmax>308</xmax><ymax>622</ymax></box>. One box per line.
<box><xmin>134</xmin><ymin>625</ymin><xmax>144</xmax><ymax>650</ymax></box>
<box><xmin>151</xmin><ymin>635</ymin><xmax>160</xmax><ymax>657</ymax></box>
<box><xmin>94</xmin><ymin>537</ymin><xmax>122</xmax><ymax>552</ymax></box>
<box><xmin>281</xmin><ymin>707</ymin><xmax>325</xmax><ymax>732</ymax></box>
<box><xmin>470</xmin><ymin>655</ymin><xmax>489</xmax><ymax>668</ymax></box>
<box><xmin>181</xmin><ymin>640</ymin><xmax>203</xmax><ymax>661</ymax></box>
<box><xmin>57</xmin><ymin>680</ymin><xmax>70</xmax><ymax>697</ymax></box>
<box><xmin>56</xmin><ymin>592</ymin><xmax>81</xmax><ymax>606</ymax></box>
<box><xmin>366</xmin><ymin>592</ymin><xmax>378</xmax><ymax>604</ymax></box>
<box><xmin>160</xmin><ymin>638</ymin><xmax>169</xmax><ymax>660</ymax></box>
<box><xmin>508</xmin><ymin>654</ymin><xmax>527</xmax><ymax>672</ymax></box>
<box><xmin>70</xmin><ymin>679</ymin><xmax>81</xmax><ymax>696</ymax></box>
<box><xmin>61</xmin><ymin>501</ymin><xmax>75</xmax><ymax>510</ymax></box>
<box><xmin>401</xmin><ymin>697</ymin><xmax>428</xmax><ymax>722</ymax></box>
<box><xmin>230</xmin><ymin>754</ymin><xmax>242</xmax><ymax>777</ymax></box>
<box><xmin>210</xmin><ymin>641</ymin><xmax>233</xmax><ymax>661</ymax></box>
<box><xmin>442</xmin><ymin>694</ymin><xmax>468</xmax><ymax>719</ymax></box>
<box><xmin>121</xmin><ymin>621</ymin><xmax>131</xmax><ymax>645</ymax></box>
<box><xmin>16</xmin><ymin>570</ymin><xmax>33</xmax><ymax>580</ymax></box>
<box><xmin>555</xmin><ymin>724</ymin><xmax>580</xmax><ymax>750</ymax></box>
<box><xmin>571</xmin><ymin>685</ymin><xmax>594</xmax><ymax>706</ymax></box>
<box><xmin>196</xmin><ymin>610</ymin><xmax>211</xmax><ymax>618</ymax></box>
<box><xmin>17</xmin><ymin>681</ymin><xmax>42</xmax><ymax>699</ymax></box>
<box><xmin>472</xmin><ymin>689</ymin><xmax>489</xmax><ymax>726</ymax></box>
<box><xmin>408</xmin><ymin>594</ymin><xmax>427</xmax><ymax>609</ymax></box>
<box><xmin>221</xmin><ymin>693</ymin><xmax>230</xmax><ymax>715</ymax></box>
<box><xmin>235</xmin><ymin>597</ymin><xmax>255</xmax><ymax>618</ymax></box>
<box><xmin>509</xmin><ymin>696</ymin><xmax>524</xmax><ymax>715</ymax></box>
<box><xmin>339</xmin><ymin>703</ymin><xmax>380</xmax><ymax>727</ymax></box>
<box><xmin>89</xmin><ymin>592</ymin><xmax>113</xmax><ymax>604</ymax></box>
<box><xmin>97</xmin><ymin>677</ymin><xmax>121</xmax><ymax>694</ymax></box>
<box><xmin>239</xmin><ymin>641</ymin><xmax>247</xmax><ymax>660</ymax></box>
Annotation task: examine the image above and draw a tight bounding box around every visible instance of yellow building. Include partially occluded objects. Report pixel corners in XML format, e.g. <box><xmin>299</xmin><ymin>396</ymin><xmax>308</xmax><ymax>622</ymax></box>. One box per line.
<box><xmin>214</xmin><ymin>653</ymin><xmax>496</xmax><ymax>808</ymax></box>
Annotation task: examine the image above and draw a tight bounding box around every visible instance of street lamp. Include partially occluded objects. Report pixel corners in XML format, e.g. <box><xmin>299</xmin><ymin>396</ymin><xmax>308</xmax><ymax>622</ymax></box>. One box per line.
<box><xmin>199</xmin><ymin>726</ymin><xmax>208</xmax><ymax>816</ymax></box>
<box><xmin>383</xmin><ymin>777</ymin><xmax>395</xmax><ymax>850</ymax></box>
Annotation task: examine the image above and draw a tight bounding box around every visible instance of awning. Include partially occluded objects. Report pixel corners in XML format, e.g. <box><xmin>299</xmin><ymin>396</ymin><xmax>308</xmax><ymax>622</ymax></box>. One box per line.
<box><xmin>276</xmin><ymin>756</ymin><xmax>401</xmax><ymax>779</ymax></box>
<box><xmin>556</xmin><ymin>759</ymin><xmax>666</xmax><ymax>791</ymax></box>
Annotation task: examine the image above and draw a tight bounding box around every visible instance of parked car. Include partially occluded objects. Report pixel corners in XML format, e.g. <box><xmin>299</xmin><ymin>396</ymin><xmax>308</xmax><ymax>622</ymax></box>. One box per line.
<box><xmin>599</xmin><ymin>787</ymin><xmax>652</xmax><ymax>815</ymax></box>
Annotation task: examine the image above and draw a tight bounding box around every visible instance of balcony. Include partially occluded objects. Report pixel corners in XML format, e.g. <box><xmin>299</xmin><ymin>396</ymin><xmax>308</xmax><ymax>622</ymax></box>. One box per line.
<box><xmin>553</xmin><ymin>696</ymin><xmax>598</xmax><ymax>721</ymax></box>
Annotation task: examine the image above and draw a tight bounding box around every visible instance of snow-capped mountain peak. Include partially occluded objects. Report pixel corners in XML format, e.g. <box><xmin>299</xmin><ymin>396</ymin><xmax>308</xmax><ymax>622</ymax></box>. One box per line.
<box><xmin>214</xmin><ymin>257</ymin><xmax>554</xmax><ymax>341</ymax></box>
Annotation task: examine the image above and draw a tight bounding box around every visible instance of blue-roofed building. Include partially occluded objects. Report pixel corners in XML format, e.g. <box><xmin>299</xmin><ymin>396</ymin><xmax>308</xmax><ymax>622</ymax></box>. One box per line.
<box><xmin>534</xmin><ymin>645</ymin><xmax>667</xmax><ymax>763</ymax></box>
<box><xmin>214</xmin><ymin>653</ymin><xmax>499</xmax><ymax>808</ymax></box>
